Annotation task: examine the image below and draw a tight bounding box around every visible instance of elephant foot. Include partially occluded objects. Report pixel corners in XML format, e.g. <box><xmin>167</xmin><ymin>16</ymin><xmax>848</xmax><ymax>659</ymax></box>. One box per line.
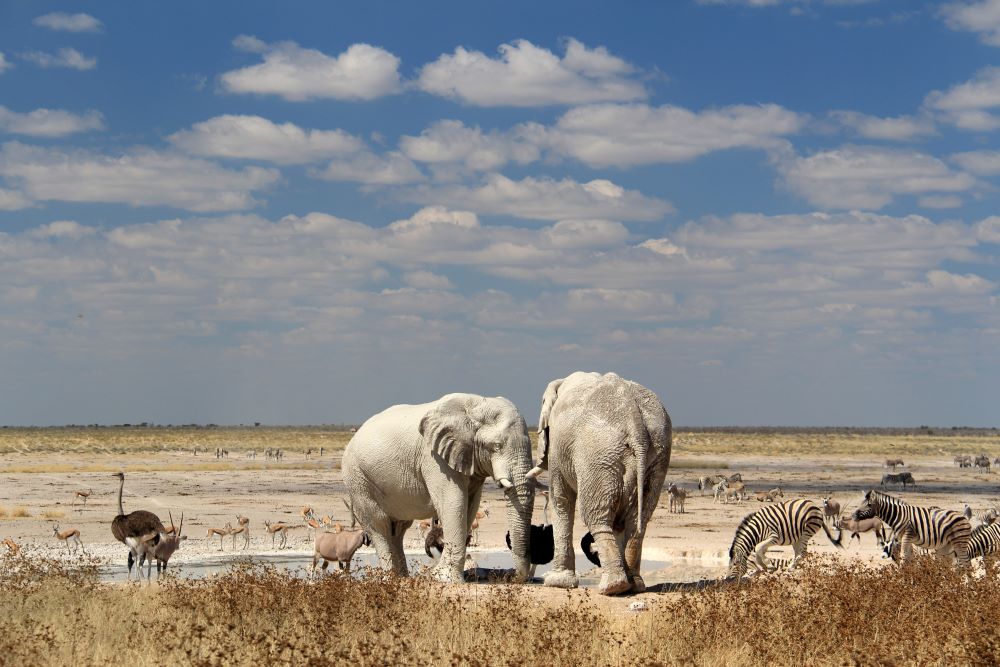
<box><xmin>629</xmin><ymin>573</ymin><xmax>646</xmax><ymax>594</ymax></box>
<box><xmin>598</xmin><ymin>570</ymin><xmax>631</xmax><ymax>596</ymax></box>
<box><xmin>543</xmin><ymin>568</ymin><xmax>579</xmax><ymax>589</ymax></box>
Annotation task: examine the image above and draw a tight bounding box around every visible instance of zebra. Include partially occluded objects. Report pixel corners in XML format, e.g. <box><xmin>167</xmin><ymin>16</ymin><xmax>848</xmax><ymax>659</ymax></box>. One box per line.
<box><xmin>858</xmin><ymin>489</ymin><xmax>971</xmax><ymax>563</ymax></box>
<box><xmin>726</xmin><ymin>499</ymin><xmax>843</xmax><ymax>578</ymax></box>
<box><xmin>964</xmin><ymin>505</ymin><xmax>999</xmax><ymax>528</ymax></box>
<box><xmin>880</xmin><ymin>472</ymin><xmax>915</xmax><ymax>490</ymax></box>
<box><xmin>883</xmin><ymin>523</ymin><xmax>1000</xmax><ymax>563</ymax></box>
<box><xmin>974</xmin><ymin>455</ymin><xmax>991</xmax><ymax>472</ymax></box>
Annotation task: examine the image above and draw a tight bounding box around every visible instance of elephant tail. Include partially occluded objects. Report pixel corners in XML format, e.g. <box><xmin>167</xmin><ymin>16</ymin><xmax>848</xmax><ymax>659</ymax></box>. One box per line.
<box><xmin>626</xmin><ymin>394</ymin><xmax>651</xmax><ymax>536</ymax></box>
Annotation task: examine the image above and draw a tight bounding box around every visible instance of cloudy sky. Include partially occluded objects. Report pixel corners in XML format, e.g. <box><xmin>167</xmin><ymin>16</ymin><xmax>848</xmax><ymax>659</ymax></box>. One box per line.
<box><xmin>1</xmin><ymin>1</ymin><xmax>999</xmax><ymax>426</ymax></box>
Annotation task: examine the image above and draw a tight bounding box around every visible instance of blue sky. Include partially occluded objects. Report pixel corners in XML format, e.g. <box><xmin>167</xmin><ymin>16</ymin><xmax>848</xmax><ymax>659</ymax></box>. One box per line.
<box><xmin>1</xmin><ymin>0</ymin><xmax>999</xmax><ymax>426</ymax></box>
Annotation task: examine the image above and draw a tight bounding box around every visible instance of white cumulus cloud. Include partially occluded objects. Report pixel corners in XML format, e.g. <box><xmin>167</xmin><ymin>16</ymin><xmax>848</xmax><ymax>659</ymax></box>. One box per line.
<box><xmin>20</xmin><ymin>48</ymin><xmax>96</xmax><ymax>70</ymax></box>
<box><xmin>403</xmin><ymin>173</ymin><xmax>672</xmax><ymax>221</ymax></box>
<box><xmin>0</xmin><ymin>106</ymin><xmax>104</xmax><ymax>137</ymax></box>
<box><xmin>0</xmin><ymin>142</ymin><xmax>279</xmax><ymax>211</ymax></box>
<box><xmin>778</xmin><ymin>145</ymin><xmax>977</xmax><ymax>210</ymax></box>
<box><xmin>221</xmin><ymin>36</ymin><xmax>401</xmax><ymax>101</ymax></box>
<box><xmin>942</xmin><ymin>0</ymin><xmax>1000</xmax><ymax>46</ymax></box>
<box><xmin>315</xmin><ymin>151</ymin><xmax>425</xmax><ymax>185</ymax></box>
<box><xmin>169</xmin><ymin>115</ymin><xmax>363</xmax><ymax>164</ymax></box>
<box><xmin>925</xmin><ymin>66</ymin><xmax>1000</xmax><ymax>130</ymax></box>
<box><xmin>829</xmin><ymin>111</ymin><xmax>936</xmax><ymax>141</ymax></box>
<box><xmin>33</xmin><ymin>12</ymin><xmax>102</xmax><ymax>32</ymax></box>
<box><xmin>417</xmin><ymin>38</ymin><xmax>646</xmax><ymax>107</ymax></box>
<box><xmin>952</xmin><ymin>150</ymin><xmax>1000</xmax><ymax>174</ymax></box>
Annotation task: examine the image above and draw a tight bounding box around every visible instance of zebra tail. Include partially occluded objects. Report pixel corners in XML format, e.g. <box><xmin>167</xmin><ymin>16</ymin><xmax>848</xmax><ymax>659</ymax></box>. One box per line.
<box><xmin>821</xmin><ymin>518</ymin><xmax>844</xmax><ymax>549</ymax></box>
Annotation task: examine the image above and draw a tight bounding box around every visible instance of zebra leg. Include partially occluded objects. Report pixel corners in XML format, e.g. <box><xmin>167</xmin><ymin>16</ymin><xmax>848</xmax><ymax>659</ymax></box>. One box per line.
<box><xmin>754</xmin><ymin>537</ymin><xmax>778</xmax><ymax>572</ymax></box>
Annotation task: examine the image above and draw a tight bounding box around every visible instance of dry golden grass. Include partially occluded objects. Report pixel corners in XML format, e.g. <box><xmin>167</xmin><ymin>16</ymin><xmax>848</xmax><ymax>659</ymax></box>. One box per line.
<box><xmin>41</xmin><ymin>510</ymin><xmax>65</xmax><ymax>520</ymax></box>
<box><xmin>10</xmin><ymin>507</ymin><xmax>30</xmax><ymax>518</ymax></box>
<box><xmin>674</xmin><ymin>431</ymin><xmax>1000</xmax><ymax>457</ymax></box>
<box><xmin>0</xmin><ymin>461</ymin><xmax>338</xmax><ymax>474</ymax></box>
<box><xmin>0</xmin><ymin>426</ymin><xmax>354</xmax><ymax>455</ymax></box>
<box><xmin>0</xmin><ymin>506</ymin><xmax>7</xmax><ymax>518</ymax></box>
<box><xmin>0</xmin><ymin>552</ymin><xmax>998</xmax><ymax>666</ymax></box>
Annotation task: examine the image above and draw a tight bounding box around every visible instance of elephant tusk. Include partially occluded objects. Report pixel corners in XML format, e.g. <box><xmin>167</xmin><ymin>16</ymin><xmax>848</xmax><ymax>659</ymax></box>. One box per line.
<box><xmin>498</xmin><ymin>478</ymin><xmax>515</xmax><ymax>489</ymax></box>
<box><xmin>525</xmin><ymin>466</ymin><xmax>544</xmax><ymax>481</ymax></box>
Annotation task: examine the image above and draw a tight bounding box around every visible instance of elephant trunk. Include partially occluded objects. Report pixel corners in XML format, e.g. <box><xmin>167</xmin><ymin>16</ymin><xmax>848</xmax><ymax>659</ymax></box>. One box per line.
<box><xmin>495</xmin><ymin>441</ymin><xmax>534</xmax><ymax>582</ymax></box>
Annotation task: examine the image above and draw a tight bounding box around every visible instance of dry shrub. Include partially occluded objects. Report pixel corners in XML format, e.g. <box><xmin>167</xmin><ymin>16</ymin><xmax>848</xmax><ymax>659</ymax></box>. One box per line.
<box><xmin>42</xmin><ymin>510</ymin><xmax>65</xmax><ymax>519</ymax></box>
<box><xmin>0</xmin><ymin>506</ymin><xmax>7</xmax><ymax>518</ymax></box>
<box><xmin>10</xmin><ymin>506</ymin><xmax>30</xmax><ymax>518</ymax></box>
<box><xmin>1</xmin><ymin>554</ymin><xmax>999</xmax><ymax>666</ymax></box>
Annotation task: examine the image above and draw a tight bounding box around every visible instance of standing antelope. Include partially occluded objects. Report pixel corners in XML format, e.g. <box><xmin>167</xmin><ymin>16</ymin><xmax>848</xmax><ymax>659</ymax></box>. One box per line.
<box><xmin>312</xmin><ymin>528</ymin><xmax>372</xmax><ymax>575</ymax></box>
<box><xmin>265</xmin><ymin>521</ymin><xmax>299</xmax><ymax>549</ymax></box>
<box><xmin>230</xmin><ymin>521</ymin><xmax>250</xmax><ymax>550</ymax></box>
<box><xmin>72</xmin><ymin>488</ymin><xmax>92</xmax><ymax>506</ymax></box>
<box><xmin>206</xmin><ymin>524</ymin><xmax>231</xmax><ymax>551</ymax></box>
<box><xmin>52</xmin><ymin>524</ymin><xmax>85</xmax><ymax>555</ymax></box>
<box><xmin>139</xmin><ymin>512</ymin><xmax>186</xmax><ymax>581</ymax></box>
<box><xmin>822</xmin><ymin>497</ymin><xmax>842</xmax><ymax>525</ymax></box>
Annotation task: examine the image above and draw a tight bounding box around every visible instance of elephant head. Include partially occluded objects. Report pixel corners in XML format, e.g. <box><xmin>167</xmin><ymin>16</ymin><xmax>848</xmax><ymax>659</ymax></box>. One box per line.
<box><xmin>419</xmin><ymin>394</ymin><xmax>535</xmax><ymax>580</ymax></box>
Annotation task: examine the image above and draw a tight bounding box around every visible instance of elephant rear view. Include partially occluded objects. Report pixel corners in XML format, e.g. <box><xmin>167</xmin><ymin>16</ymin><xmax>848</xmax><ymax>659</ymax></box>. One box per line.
<box><xmin>342</xmin><ymin>393</ymin><xmax>536</xmax><ymax>584</ymax></box>
<box><xmin>527</xmin><ymin>371</ymin><xmax>671</xmax><ymax>595</ymax></box>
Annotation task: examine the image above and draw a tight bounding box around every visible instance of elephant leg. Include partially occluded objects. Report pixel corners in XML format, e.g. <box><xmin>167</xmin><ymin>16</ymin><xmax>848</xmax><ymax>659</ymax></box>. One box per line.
<box><xmin>592</xmin><ymin>529</ymin><xmax>630</xmax><ymax>595</ymax></box>
<box><xmin>544</xmin><ymin>472</ymin><xmax>579</xmax><ymax>589</ymax></box>
<box><xmin>624</xmin><ymin>461</ymin><xmax>668</xmax><ymax>592</ymax></box>
<box><xmin>389</xmin><ymin>520</ymin><xmax>412</xmax><ymax>572</ymax></box>
<box><xmin>431</xmin><ymin>481</ymin><xmax>470</xmax><ymax>584</ymax></box>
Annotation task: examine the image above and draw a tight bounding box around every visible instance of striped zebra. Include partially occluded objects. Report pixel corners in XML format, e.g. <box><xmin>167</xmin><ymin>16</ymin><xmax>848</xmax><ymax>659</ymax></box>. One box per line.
<box><xmin>858</xmin><ymin>490</ymin><xmax>972</xmax><ymax>563</ymax></box>
<box><xmin>727</xmin><ymin>499</ymin><xmax>843</xmax><ymax>578</ymax></box>
<box><xmin>883</xmin><ymin>523</ymin><xmax>1000</xmax><ymax>562</ymax></box>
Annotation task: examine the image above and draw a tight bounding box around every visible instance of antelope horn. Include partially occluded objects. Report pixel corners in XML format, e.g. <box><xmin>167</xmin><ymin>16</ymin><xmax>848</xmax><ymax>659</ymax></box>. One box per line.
<box><xmin>178</xmin><ymin>512</ymin><xmax>184</xmax><ymax>538</ymax></box>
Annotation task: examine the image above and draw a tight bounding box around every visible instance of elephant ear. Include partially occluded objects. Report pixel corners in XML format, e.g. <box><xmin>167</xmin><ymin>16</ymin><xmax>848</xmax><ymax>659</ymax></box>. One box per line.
<box><xmin>420</xmin><ymin>395</ymin><xmax>481</xmax><ymax>476</ymax></box>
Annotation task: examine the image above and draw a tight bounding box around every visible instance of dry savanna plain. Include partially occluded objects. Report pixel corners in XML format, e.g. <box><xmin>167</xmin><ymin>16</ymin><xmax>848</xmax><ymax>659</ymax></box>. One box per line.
<box><xmin>2</xmin><ymin>426</ymin><xmax>1000</xmax><ymax>666</ymax></box>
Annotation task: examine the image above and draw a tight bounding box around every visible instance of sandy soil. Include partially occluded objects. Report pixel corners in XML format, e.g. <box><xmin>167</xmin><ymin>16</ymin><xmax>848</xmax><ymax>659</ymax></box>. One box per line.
<box><xmin>2</xmin><ymin>448</ymin><xmax>997</xmax><ymax>611</ymax></box>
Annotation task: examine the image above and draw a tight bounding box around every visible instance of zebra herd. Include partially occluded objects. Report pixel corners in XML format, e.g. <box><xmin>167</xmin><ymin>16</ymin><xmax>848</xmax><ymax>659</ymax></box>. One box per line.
<box><xmin>953</xmin><ymin>454</ymin><xmax>995</xmax><ymax>471</ymax></box>
<box><xmin>726</xmin><ymin>489</ymin><xmax>1000</xmax><ymax>579</ymax></box>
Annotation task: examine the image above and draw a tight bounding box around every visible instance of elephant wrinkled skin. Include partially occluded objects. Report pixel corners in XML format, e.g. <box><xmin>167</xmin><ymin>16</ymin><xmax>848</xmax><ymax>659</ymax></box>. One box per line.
<box><xmin>528</xmin><ymin>372</ymin><xmax>671</xmax><ymax>595</ymax></box>
<box><xmin>342</xmin><ymin>393</ymin><xmax>535</xmax><ymax>584</ymax></box>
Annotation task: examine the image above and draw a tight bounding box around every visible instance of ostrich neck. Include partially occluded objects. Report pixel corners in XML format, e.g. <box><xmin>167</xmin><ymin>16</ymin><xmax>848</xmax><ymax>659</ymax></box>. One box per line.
<box><xmin>117</xmin><ymin>477</ymin><xmax>125</xmax><ymax>516</ymax></box>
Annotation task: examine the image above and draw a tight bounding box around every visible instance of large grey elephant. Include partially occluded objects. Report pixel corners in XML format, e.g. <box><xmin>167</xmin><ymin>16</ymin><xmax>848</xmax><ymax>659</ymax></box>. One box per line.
<box><xmin>526</xmin><ymin>371</ymin><xmax>671</xmax><ymax>595</ymax></box>
<box><xmin>342</xmin><ymin>393</ymin><xmax>536</xmax><ymax>583</ymax></box>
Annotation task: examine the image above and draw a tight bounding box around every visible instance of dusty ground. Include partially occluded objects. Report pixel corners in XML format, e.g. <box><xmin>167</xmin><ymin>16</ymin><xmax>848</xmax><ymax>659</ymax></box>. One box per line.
<box><xmin>2</xmin><ymin>431</ymin><xmax>999</xmax><ymax>612</ymax></box>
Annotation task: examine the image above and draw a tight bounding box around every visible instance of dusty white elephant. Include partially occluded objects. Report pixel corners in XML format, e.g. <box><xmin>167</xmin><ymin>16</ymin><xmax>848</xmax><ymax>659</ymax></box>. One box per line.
<box><xmin>342</xmin><ymin>393</ymin><xmax>536</xmax><ymax>583</ymax></box>
<box><xmin>527</xmin><ymin>371</ymin><xmax>671</xmax><ymax>595</ymax></box>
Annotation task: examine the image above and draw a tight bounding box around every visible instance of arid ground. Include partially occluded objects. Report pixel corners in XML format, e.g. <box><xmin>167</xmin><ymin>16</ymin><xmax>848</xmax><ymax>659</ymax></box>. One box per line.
<box><xmin>3</xmin><ymin>427</ymin><xmax>1000</xmax><ymax>665</ymax></box>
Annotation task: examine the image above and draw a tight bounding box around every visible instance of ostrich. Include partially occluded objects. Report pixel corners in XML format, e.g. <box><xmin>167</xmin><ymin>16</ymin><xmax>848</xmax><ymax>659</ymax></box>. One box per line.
<box><xmin>110</xmin><ymin>472</ymin><xmax>165</xmax><ymax>582</ymax></box>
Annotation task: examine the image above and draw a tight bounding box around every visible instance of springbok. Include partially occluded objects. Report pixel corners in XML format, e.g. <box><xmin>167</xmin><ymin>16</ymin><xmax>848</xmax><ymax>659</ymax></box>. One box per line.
<box><xmin>265</xmin><ymin>521</ymin><xmax>299</xmax><ymax>549</ymax></box>
<box><xmin>72</xmin><ymin>488</ymin><xmax>92</xmax><ymax>506</ymax></box>
<box><xmin>230</xmin><ymin>523</ymin><xmax>250</xmax><ymax>550</ymax></box>
<box><xmin>206</xmin><ymin>524</ymin><xmax>231</xmax><ymax>551</ymax></box>
<box><xmin>52</xmin><ymin>524</ymin><xmax>85</xmax><ymax>555</ymax></box>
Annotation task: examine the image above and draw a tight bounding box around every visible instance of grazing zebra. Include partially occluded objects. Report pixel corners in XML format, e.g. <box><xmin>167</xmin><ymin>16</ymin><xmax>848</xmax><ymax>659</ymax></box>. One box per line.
<box><xmin>726</xmin><ymin>499</ymin><xmax>843</xmax><ymax>578</ymax></box>
<box><xmin>884</xmin><ymin>458</ymin><xmax>904</xmax><ymax>470</ymax></box>
<box><xmin>964</xmin><ymin>505</ymin><xmax>999</xmax><ymax>527</ymax></box>
<box><xmin>968</xmin><ymin>523</ymin><xmax>1000</xmax><ymax>560</ymax></box>
<box><xmin>747</xmin><ymin>554</ymin><xmax>794</xmax><ymax>575</ymax></box>
<box><xmin>699</xmin><ymin>474</ymin><xmax>726</xmax><ymax>495</ymax></box>
<box><xmin>974</xmin><ymin>455</ymin><xmax>991</xmax><ymax>472</ymax></box>
<box><xmin>667</xmin><ymin>483</ymin><xmax>687</xmax><ymax>513</ymax></box>
<box><xmin>880</xmin><ymin>472</ymin><xmax>915</xmax><ymax>490</ymax></box>
<box><xmin>858</xmin><ymin>490</ymin><xmax>971</xmax><ymax>563</ymax></box>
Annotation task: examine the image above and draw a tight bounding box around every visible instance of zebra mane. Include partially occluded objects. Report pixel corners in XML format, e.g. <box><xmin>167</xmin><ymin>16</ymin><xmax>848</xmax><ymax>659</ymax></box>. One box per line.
<box><xmin>729</xmin><ymin>511</ymin><xmax>759</xmax><ymax>560</ymax></box>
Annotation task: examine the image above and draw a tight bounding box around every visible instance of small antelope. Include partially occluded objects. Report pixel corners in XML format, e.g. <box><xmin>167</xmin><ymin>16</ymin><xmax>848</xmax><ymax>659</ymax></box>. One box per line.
<box><xmin>312</xmin><ymin>528</ymin><xmax>372</xmax><ymax>575</ymax></box>
<box><xmin>300</xmin><ymin>506</ymin><xmax>315</xmax><ymax>521</ymax></box>
<box><xmin>2</xmin><ymin>537</ymin><xmax>20</xmax><ymax>555</ymax></box>
<box><xmin>206</xmin><ymin>524</ymin><xmax>231</xmax><ymax>551</ymax></box>
<box><xmin>417</xmin><ymin>518</ymin><xmax>435</xmax><ymax>540</ymax></box>
<box><xmin>822</xmin><ymin>497</ymin><xmax>842</xmax><ymax>524</ymax></box>
<box><xmin>72</xmin><ymin>488</ymin><xmax>92</xmax><ymax>506</ymax></box>
<box><xmin>265</xmin><ymin>520</ymin><xmax>300</xmax><ymax>549</ymax></box>
<box><xmin>230</xmin><ymin>523</ymin><xmax>250</xmax><ymax>550</ymax></box>
<box><xmin>52</xmin><ymin>524</ymin><xmax>85</xmax><ymax>555</ymax></box>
